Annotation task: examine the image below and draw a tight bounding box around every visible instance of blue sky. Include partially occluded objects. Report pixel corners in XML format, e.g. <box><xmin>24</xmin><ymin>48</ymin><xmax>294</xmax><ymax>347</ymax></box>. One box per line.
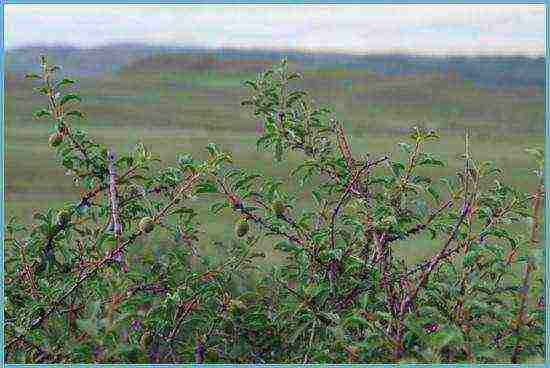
<box><xmin>5</xmin><ymin>5</ymin><xmax>545</xmax><ymax>55</ymax></box>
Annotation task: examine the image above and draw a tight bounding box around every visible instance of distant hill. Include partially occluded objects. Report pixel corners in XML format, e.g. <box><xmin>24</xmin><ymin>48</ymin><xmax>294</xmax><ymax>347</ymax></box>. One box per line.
<box><xmin>6</xmin><ymin>44</ymin><xmax>545</xmax><ymax>90</ymax></box>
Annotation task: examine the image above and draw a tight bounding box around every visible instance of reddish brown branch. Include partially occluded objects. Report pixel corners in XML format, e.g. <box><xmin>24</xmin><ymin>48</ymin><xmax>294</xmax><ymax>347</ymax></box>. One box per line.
<box><xmin>330</xmin><ymin>156</ymin><xmax>389</xmax><ymax>251</ymax></box>
<box><xmin>510</xmin><ymin>259</ymin><xmax>532</xmax><ymax>363</ymax></box>
<box><xmin>510</xmin><ymin>179</ymin><xmax>543</xmax><ymax>363</ymax></box>
<box><xmin>106</xmin><ymin>149</ymin><xmax>123</xmax><ymax>251</ymax></box>
<box><xmin>334</xmin><ymin>119</ymin><xmax>353</xmax><ymax>170</ymax></box>
<box><xmin>529</xmin><ymin>180</ymin><xmax>544</xmax><ymax>246</ymax></box>
<box><xmin>406</xmin><ymin>199</ymin><xmax>470</xmax><ymax>306</ymax></box>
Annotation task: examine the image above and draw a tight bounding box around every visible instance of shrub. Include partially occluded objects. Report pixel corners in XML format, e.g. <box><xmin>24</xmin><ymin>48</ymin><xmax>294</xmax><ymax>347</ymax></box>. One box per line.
<box><xmin>4</xmin><ymin>56</ymin><xmax>544</xmax><ymax>363</ymax></box>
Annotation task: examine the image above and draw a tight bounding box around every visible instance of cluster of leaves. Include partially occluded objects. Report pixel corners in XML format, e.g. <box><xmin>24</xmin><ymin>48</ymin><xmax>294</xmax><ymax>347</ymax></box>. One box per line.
<box><xmin>4</xmin><ymin>56</ymin><xmax>544</xmax><ymax>363</ymax></box>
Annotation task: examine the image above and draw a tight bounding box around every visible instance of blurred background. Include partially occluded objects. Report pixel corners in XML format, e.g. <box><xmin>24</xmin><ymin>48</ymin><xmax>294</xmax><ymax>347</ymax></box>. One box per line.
<box><xmin>5</xmin><ymin>5</ymin><xmax>545</xmax><ymax>262</ymax></box>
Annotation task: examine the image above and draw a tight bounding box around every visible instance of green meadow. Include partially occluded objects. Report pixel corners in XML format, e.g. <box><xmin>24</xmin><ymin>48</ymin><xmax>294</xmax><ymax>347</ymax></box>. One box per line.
<box><xmin>5</xmin><ymin>52</ymin><xmax>544</xmax><ymax>264</ymax></box>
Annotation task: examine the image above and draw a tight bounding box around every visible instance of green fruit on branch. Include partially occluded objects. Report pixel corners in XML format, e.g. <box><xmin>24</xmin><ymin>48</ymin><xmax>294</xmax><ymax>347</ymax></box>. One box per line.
<box><xmin>139</xmin><ymin>216</ymin><xmax>155</xmax><ymax>233</ymax></box>
<box><xmin>48</xmin><ymin>131</ymin><xmax>63</xmax><ymax>148</ymax></box>
<box><xmin>234</xmin><ymin>218</ymin><xmax>249</xmax><ymax>238</ymax></box>
<box><xmin>272</xmin><ymin>200</ymin><xmax>286</xmax><ymax>217</ymax></box>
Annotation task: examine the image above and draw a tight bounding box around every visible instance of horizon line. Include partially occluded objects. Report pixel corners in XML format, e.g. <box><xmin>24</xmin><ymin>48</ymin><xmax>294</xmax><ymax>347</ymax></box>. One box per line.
<box><xmin>5</xmin><ymin>42</ymin><xmax>545</xmax><ymax>58</ymax></box>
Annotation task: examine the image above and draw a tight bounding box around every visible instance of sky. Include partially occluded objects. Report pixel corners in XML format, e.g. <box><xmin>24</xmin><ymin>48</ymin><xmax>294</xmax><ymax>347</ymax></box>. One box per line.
<box><xmin>5</xmin><ymin>5</ymin><xmax>545</xmax><ymax>56</ymax></box>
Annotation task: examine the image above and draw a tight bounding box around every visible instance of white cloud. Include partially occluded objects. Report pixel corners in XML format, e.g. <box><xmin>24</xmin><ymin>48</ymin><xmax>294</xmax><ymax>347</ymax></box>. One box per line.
<box><xmin>5</xmin><ymin>4</ymin><xmax>544</xmax><ymax>55</ymax></box>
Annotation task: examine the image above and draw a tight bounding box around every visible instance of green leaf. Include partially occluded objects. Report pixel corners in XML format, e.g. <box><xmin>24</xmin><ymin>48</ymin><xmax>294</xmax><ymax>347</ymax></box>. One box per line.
<box><xmin>344</xmin><ymin>313</ymin><xmax>370</xmax><ymax>328</ymax></box>
<box><xmin>463</xmin><ymin>248</ymin><xmax>480</xmax><ymax>267</ymax></box>
<box><xmin>289</xmin><ymin>321</ymin><xmax>312</xmax><ymax>344</ymax></box>
<box><xmin>55</xmin><ymin>78</ymin><xmax>77</xmax><ymax>89</ymax></box>
<box><xmin>24</xmin><ymin>73</ymin><xmax>42</xmax><ymax>80</ymax></box>
<box><xmin>320</xmin><ymin>312</ymin><xmax>340</xmax><ymax>325</ymax></box>
<box><xmin>58</xmin><ymin>93</ymin><xmax>82</xmax><ymax>106</ymax></box>
<box><xmin>205</xmin><ymin>142</ymin><xmax>221</xmax><ymax>157</ymax></box>
<box><xmin>243</xmin><ymin>80</ymin><xmax>257</xmax><ymax>90</ymax></box>
<box><xmin>212</xmin><ymin>153</ymin><xmax>233</xmax><ymax>167</ymax></box>
<box><xmin>397</xmin><ymin>142</ymin><xmax>412</xmax><ymax>154</ymax></box>
<box><xmin>194</xmin><ymin>181</ymin><xmax>218</xmax><ymax>194</ymax></box>
<box><xmin>288</xmin><ymin>72</ymin><xmax>302</xmax><ymax>81</ymax></box>
<box><xmin>232</xmin><ymin>174</ymin><xmax>262</xmax><ymax>192</ymax></box>
<box><xmin>33</xmin><ymin>86</ymin><xmax>50</xmax><ymax>95</ymax></box>
<box><xmin>210</xmin><ymin>201</ymin><xmax>230</xmax><ymax>214</ymax></box>
<box><xmin>170</xmin><ymin>207</ymin><xmax>195</xmax><ymax>216</ymax></box>
<box><xmin>472</xmin><ymin>346</ymin><xmax>498</xmax><ymax>360</ymax></box>
<box><xmin>525</xmin><ymin>147</ymin><xmax>544</xmax><ymax>168</ymax></box>
<box><xmin>417</xmin><ymin>153</ymin><xmax>446</xmax><ymax>167</ymax></box>
<box><xmin>430</xmin><ymin>326</ymin><xmax>463</xmax><ymax>352</ymax></box>
<box><xmin>303</xmin><ymin>283</ymin><xmax>326</xmax><ymax>299</ymax></box>
<box><xmin>426</xmin><ymin>186</ymin><xmax>440</xmax><ymax>202</ymax></box>
<box><xmin>76</xmin><ymin>319</ymin><xmax>97</xmax><ymax>337</ymax></box>
<box><xmin>425</xmin><ymin>130</ymin><xmax>440</xmax><ymax>140</ymax></box>
<box><xmin>65</xmin><ymin>110</ymin><xmax>84</xmax><ymax>119</ymax></box>
<box><xmin>390</xmin><ymin>162</ymin><xmax>405</xmax><ymax>177</ymax></box>
<box><xmin>33</xmin><ymin>109</ymin><xmax>52</xmax><ymax>119</ymax></box>
<box><xmin>311</xmin><ymin>189</ymin><xmax>322</xmax><ymax>205</ymax></box>
<box><xmin>274</xmin><ymin>240</ymin><xmax>300</xmax><ymax>252</ymax></box>
<box><xmin>88</xmin><ymin>301</ymin><xmax>101</xmax><ymax>319</ymax></box>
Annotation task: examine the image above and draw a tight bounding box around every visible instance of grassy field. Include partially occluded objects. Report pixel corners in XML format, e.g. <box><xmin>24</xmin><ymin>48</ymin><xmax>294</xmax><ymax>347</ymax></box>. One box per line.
<box><xmin>5</xmin><ymin>53</ymin><xmax>544</xmax><ymax>263</ymax></box>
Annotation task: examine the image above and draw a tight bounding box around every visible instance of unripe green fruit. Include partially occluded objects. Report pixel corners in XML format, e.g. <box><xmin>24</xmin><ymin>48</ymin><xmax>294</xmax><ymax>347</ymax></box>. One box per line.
<box><xmin>234</xmin><ymin>218</ymin><xmax>249</xmax><ymax>238</ymax></box>
<box><xmin>48</xmin><ymin>132</ymin><xmax>63</xmax><ymax>148</ymax></box>
<box><xmin>56</xmin><ymin>209</ymin><xmax>71</xmax><ymax>227</ymax></box>
<box><xmin>139</xmin><ymin>216</ymin><xmax>155</xmax><ymax>233</ymax></box>
<box><xmin>273</xmin><ymin>200</ymin><xmax>286</xmax><ymax>217</ymax></box>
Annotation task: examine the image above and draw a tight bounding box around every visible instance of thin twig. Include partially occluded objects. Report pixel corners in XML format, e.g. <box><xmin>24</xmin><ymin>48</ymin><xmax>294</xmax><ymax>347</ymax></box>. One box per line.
<box><xmin>406</xmin><ymin>198</ymin><xmax>470</xmax><ymax>306</ymax></box>
<box><xmin>334</xmin><ymin>119</ymin><xmax>354</xmax><ymax>170</ymax></box>
<box><xmin>106</xmin><ymin>149</ymin><xmax>124</xmax><ymax>262</ymax></box>
<box><xmin>330</xmin><ymin>156</ymin><xmax>389</xmax><ymax>250</ymax></box>
<box><xmin>510</xmin><ymin>259</ymin><xmax>532</xmax><ymax>363</ymax></box>
<box><xmin>510</xmin><ymin>179</ymin><xmax>543</xmax><ymax>363</ymax></box>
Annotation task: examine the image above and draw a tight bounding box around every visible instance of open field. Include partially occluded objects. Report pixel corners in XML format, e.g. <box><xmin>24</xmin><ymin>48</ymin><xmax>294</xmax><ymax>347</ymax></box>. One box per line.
<box><xmin>5</xmin><ymin>50</ymin><xmax>544</xmax><ymax>263</ymax></box>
